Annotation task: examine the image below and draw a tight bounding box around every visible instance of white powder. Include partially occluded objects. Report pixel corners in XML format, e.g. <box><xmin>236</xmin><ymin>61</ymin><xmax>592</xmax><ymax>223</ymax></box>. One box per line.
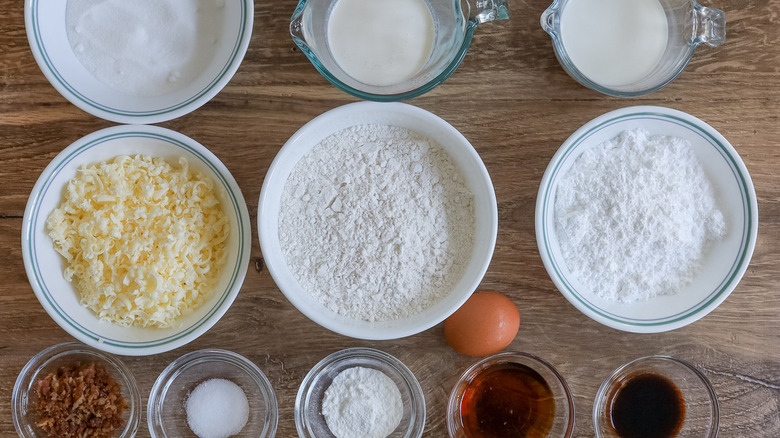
<box><xmin>279</xmin><ymin>125</ymin><xmax>475</xmax><ymax>322</ymax></box>
<box><xmin>554</xmin><ymin>128</ymin><xmax>726</xmax><ymax>303</ymax></box>
<box><xmin>185</xmin><ymin>378</ymin><xmax>249</xmax><ymax>438</ymax></box>
<box><xmin>66</xmin><ymin>0</ymin><xmax>225</xmax><ymax>96</ymax></box>
<box><xmin>321</xmin><ymin>367</ymin><xmax>404</xmax><ymax>438</ymax></box>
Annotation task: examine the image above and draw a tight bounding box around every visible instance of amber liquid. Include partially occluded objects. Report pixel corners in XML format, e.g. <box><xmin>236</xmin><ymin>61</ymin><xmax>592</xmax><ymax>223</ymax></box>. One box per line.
<box><xmin>607</xmin><ymin>373</ymin><xmax>686</xmax><ymax>438</ymax></box>
<box><xmin>459</xmin><ymin>362</ymin><xmax>556</xmax><ymax>438</ymax></box>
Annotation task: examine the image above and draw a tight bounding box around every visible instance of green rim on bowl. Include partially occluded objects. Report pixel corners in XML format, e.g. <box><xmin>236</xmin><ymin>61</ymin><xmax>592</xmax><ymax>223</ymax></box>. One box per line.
<box><xmin>24</xmin><ymin>0</ymin><xmax>253</xmax><ymax>123</ymax></box>
<box><xmin>22</xmin><ymin>125</ymin><xmax>251</xmax><ymax>355</ymax></box>
<box><xmin>535</xmin><ymin>106</ymin><xmax>757</xmax><ymax>333</ymax></box>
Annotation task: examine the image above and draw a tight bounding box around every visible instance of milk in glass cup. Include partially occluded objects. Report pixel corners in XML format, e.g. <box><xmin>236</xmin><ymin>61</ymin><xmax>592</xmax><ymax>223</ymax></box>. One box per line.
<box><xmin>290</xmin><ymin>0</ymin><xmax>509</xmax><ymax>101</ymax></box>
<box><xmin>541</xmin><ymin>0</ymin><xmax>726</xmax><ymax>97</ymax></box>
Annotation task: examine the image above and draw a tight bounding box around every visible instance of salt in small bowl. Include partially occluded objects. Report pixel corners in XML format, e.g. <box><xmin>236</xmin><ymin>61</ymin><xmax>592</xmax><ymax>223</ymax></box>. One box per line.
<box><xmin>148</xmin><ymin>349</ymin><xmax>278</xmax><ymax>438</ymax></box>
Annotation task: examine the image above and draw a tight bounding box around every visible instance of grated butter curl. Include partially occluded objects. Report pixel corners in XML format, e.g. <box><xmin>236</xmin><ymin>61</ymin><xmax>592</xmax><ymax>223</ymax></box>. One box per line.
<box><xmin>46</xmin><ymin>155</ymin><xmax>230</xmax><ymax>328</ymax></box>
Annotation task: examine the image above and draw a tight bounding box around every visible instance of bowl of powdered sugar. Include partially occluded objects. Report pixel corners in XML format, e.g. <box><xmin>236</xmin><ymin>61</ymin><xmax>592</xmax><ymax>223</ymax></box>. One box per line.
<box><xmin>25</xmin><ymin>0</ymin><xmax>253</xmax><ymax>123</ymax></box>
<box><xmin>258</xmin><ymin>102</ymin><xmax>498</xmax><ymax>339</ymax></box>
<box><xmin>536</xmin><ymin>106</ymin><xmax>757</xmax><ymax>333</ymax></box>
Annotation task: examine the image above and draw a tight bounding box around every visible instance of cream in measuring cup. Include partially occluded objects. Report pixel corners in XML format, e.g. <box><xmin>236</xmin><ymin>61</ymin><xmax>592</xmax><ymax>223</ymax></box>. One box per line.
<box><xmin>290</xmin><ymin>0</ymin><xmax>509</xmax><ymax>101</ymax></box>
<box><xmin>327</xmin><ymin>0</ymin><xmax>435</xmax><ymax>87</ymax></box>
<box><xmin>541</xmin><ymin>0</ymin><xmax>726</xmax><ymax>97</ymax></box>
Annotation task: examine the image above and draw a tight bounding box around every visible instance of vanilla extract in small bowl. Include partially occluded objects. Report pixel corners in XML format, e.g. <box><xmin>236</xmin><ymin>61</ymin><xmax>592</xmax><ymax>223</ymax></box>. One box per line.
<box><xmin>594</xmin><ymin>356</ymin><xmax>719</xmax><ymax>438</ymax></box>
<box><xmin>606</xmin><ymin>373</ymin><xmax>685</xmax><ymax>438</ymax></box>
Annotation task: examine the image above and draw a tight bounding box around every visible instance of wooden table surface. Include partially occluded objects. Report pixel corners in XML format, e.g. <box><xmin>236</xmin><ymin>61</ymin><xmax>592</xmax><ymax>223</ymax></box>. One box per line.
<box><xmin>2</xmin><ymin>0</ymin><xmax>778</xmax><ymax>436</ymax></box>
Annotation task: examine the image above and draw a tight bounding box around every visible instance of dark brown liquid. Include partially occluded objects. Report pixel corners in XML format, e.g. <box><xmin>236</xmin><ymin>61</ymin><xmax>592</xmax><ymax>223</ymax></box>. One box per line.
<box><xmin>460</xmin><ymin>362</ymin><xmax>555</xmax><ymax>438</ymax></box>
<box><xmin>607</xmin><ymin>373</ymin><xmax>686</xmax><ymax>438</ymax></box>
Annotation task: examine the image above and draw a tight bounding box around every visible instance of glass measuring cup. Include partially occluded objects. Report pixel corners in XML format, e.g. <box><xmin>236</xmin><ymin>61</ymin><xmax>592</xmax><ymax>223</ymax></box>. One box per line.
<box><xmin>541</xmin><ymin>0</ymin><xmax>726</xmax><ymax>97</ymax></box>
<box><xmin>290</xmin><ymin>0</ymin><xmax>509</xmax><ymax>101</ymax></box>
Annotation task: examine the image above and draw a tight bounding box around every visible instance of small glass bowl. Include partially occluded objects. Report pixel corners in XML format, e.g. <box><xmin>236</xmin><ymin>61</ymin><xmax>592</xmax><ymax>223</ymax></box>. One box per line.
<box><xmin>12</xmin><ymin>342</ymin><xmax>141</xmax><ymax>437</ymax></box>
<box><xmin>148</xmin><ymin>349</ymin><xmax>278</xmax><ymax>438</ymax></box>
<box><xmin>594</xmin><ymin>355</ymin><xmax>719</xmax><ymax>438</ymax></box>
<box><xmin>447</xmin><ymin>351</ymin><xmax>575</xmax><ymax>437</ymax></box>
<box><xmin>295</xmin><ymin>347</ymin><xmax>426</xmax><ymax>438</ymax></box>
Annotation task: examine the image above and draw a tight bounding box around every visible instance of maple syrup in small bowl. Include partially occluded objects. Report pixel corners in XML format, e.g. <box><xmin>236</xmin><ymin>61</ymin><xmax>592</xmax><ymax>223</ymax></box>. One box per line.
<box><xmin>594</xmin><ymin>356</ymin><xmax>719</xmax><ymax>438</ymax></box>
<box><xmin>447</xmin><ymin>352</ymin><xmax>575</xmax><ymax>438</ymax></box>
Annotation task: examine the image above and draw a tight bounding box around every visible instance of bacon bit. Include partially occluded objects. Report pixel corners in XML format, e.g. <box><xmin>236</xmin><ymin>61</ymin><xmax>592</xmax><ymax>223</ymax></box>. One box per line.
<box><xmin>34</xmin><ymin>362</ymin><xmax>128</xmax><ymax>438</ymax></box>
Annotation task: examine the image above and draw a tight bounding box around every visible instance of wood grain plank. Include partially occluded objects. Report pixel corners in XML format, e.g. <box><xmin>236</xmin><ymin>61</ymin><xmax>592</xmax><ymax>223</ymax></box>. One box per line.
<box><xmin>1</xmin><ymin>0</ymin><xmax>779</xmax><ymax>436</ymax></box>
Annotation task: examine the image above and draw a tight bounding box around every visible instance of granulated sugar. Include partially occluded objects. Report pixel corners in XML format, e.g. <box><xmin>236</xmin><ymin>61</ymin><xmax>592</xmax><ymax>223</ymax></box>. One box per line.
<box><xmin>279</xmin><ymin>125</ymin><xmax>475</xmax><ymax>322</ymax></box>
<box><xmin>66</xmin><ymin>0</ymin><xmax>224</xmax><ymax>96</ymax></box>
<box><xmin>554</xmin><ymin>128</ymin><xmax>726</xmax><ymax>303</ymax></box>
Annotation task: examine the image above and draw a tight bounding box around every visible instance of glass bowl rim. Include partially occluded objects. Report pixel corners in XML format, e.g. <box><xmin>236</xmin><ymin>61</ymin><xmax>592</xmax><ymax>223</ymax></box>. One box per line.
<box><xmin>446</xmin><ymin>351</ymin><xmax>576</xmax><ymax>437</ymax></box>
<box><xmin>147</xmin><ymin>348</ymin><xmax>279</xmax><ymax>438</ymax></box>
<box><xmin>294</xmin><ymin>347</ymin><xmax>426</xmax><ymax>438</ymax></box>
<box><xmin>592</xmin><ymin>354</ymin><xmax>720</xmax><ymax>438</ymax></box>
<box><xmin>12</xmin><ymin>341</ymin><xmax>142</xmax><ymax>438</ymax></box>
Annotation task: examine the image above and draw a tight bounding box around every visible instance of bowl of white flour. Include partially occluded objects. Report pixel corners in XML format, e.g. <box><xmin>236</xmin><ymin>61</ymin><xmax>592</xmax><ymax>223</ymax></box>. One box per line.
<box><xmin>25</xmin><ymin>0</ymin><xmax>253</xmax><ymax>123</ymax></box>
<box><xmin>536</xmin><ymin>106</ymin><xmax>758</xmax><ymax>333</ymax></box>
<box><xmin>258</xmin><ymin>102</ymin><xmax>498</xmax><ymax>339</ymax></box>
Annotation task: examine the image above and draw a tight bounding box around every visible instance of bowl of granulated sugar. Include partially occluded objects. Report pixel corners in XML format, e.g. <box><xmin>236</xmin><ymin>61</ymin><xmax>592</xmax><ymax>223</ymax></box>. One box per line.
<box><xmin>258</xmin><ymin>102</ymin><xmax>498</xmax><ymax>340</ymax></box>
<box><xmin>25</xmin><ymin>0</ymin><xmax>253</xmax><ymax>123</ymax></box>
<box><xmin>536</xmin><ymin>106</ymin><xmax>758</xmax><ymax>333</ymax></box>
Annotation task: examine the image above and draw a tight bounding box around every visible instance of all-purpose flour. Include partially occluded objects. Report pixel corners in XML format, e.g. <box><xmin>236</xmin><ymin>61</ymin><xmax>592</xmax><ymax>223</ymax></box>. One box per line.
<box><xmin>279</xmin><ymin>125</ymin><xmax>475</xmax><ymax>322</ymax></box>
<box><xmin>554</xmin><ymin>129</ymin><xmax>726</xmax><ymax>303</ymax></box>
<box><xmin>66</xmin><ymin>0</ymin><xmax>224</xmax><ymax>96</ymax></box>
<box><xmin>321</xmin><ymin>367</ymin><xmax>403</xmax><ymax>438</ymax></box>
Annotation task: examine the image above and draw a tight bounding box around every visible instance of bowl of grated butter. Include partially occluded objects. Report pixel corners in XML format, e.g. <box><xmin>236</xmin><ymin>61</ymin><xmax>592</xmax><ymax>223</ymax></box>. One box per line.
<box><xmin>22</xmin><ymin>124</ymin><xmax>251</xmax><ymax>356</ymax></box>
<box><xmin>258</xmin><ymin>101</ymin><xmax>498</xmax><ymax>340</ymax></box>
<box><xmin>535</xmin><ymin>106</ymin><xmax>758</xmax><ymax>333</ymax></box>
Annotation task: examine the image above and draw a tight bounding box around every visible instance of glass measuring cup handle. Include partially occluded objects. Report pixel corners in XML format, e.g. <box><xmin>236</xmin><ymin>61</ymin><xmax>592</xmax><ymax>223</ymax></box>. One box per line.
<box><xmin>693</xmin><ymin>4</ymin><xmax>726</xmax><ymax>47</ymax></box>
<box><xmin>470</xmin><ymin>0</ymin><xmax>510</xmax><ymax>24</ymax></box>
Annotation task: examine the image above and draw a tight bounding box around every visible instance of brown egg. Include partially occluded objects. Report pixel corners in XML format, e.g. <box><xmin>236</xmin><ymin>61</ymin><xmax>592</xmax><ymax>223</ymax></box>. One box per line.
<box><xmin>444</xmin><ymin>291</ymin><xmax>520</xmax><ymax>356</ymax></box>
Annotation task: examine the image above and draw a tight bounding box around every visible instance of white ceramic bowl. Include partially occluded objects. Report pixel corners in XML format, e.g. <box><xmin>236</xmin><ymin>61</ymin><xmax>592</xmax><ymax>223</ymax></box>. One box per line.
<box><xmin>22</xmin><ymin>125</ymin><xmax>251</xmax><ymax>355</ymax></box>
<box><xmin>24</xmin><ymin>0</ymin><xmax>253</xmax><ymax>124</ymax></box>
<box><xmin>258</xmin><ymin>102</ymin><xmax>498</xmax><ymax>340</ymax></box>
<box><xmin>536</xmin><ymin>106</ymin><xmax>757</xmax><ymax>333</ymax></box>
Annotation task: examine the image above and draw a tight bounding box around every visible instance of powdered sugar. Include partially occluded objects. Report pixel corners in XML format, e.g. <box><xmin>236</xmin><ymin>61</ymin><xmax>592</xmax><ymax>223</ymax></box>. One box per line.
<box><xmin>321</xmin><ymin>367</ymin><xmax>403</xmax><ymax>438</ymax></box>
<box><xmin>554</xmin><ymin>128</ymin><xmax>726</xmax><ymax>303</ymax></box>
<box><xmin>66</xmin><ymin>0</ymin><xmax>225</xmax><ymax>96</ymax></box>
<box><xmin>278</xmin><ymin>124</ymin><xmax>475</xmax><ymax>321</ymax></box>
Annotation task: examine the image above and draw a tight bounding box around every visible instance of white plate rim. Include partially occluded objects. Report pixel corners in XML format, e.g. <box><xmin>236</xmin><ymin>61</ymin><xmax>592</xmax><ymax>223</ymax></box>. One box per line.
<box><xmin>21</xmin><ymin>125</ymin><xmax>252</xmax><ymax>355</ymax></box>
<box><xmin>257</xmin><ymin>101</ymin><xmax>498</xmax><ymax>340</ymax></box>
<box><xmin>535</xmin><ymin>105</ymin><xmax>758</xmax><ymax>333</ymax></box>
<box><xmin>23</xmin><ymin>0</ymin><xmax>254</xmax><ymax>124</ymax></box>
